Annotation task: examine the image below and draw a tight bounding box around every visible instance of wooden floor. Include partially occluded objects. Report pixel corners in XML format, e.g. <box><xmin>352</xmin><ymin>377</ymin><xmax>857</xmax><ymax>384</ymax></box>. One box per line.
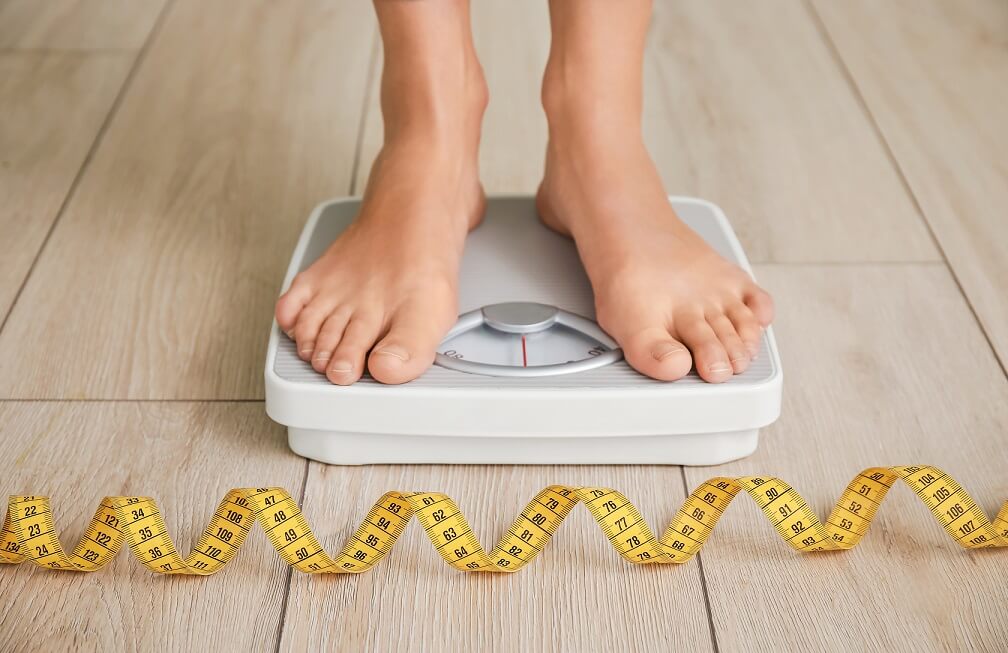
<box><xmin>1</xmin><ymin>1</ymin><xmax>1006</xmax><ymax>651</ymax></box>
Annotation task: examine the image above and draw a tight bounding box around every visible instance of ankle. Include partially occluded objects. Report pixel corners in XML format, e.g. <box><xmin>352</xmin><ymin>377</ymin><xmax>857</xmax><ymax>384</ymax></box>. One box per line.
<box><xmin>382</xmin><ymin>52</ymin><xmax>488</xmax><ymax>144</ymax></box>
<box><xmin>541</xmin><ymin>58</ymin><xmax>643</xmax><ymax>149</ymax></box>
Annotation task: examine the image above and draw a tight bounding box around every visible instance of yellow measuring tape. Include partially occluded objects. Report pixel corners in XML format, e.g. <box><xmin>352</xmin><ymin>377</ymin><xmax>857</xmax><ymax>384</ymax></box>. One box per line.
<box><xmin>2</xmin><ymin>465</ymin><xmax>1006</xmax><ymax>575</ymax></box>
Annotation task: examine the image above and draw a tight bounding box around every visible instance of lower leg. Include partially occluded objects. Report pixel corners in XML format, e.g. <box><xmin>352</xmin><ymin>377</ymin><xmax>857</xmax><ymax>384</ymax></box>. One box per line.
<box><xmin>538</xmin><ymin>0</ymin><xmax>774</xmax><ymax>382</ymax></box>
<box><xmin>275</xmin><ymin>0</ymin><xmax>487</xmax><ymax>385</ymax></box>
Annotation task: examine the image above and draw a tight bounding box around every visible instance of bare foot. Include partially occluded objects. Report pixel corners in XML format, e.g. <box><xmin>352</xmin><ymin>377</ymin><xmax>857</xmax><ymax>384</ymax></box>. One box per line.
<box><xmin>534</xmin><ymin>0</ymin><xmax>774</xmax><ymax>383</ymax></box>
<box><xmin>537</xmin><ymin>112</ymin><xmax>774</xmax><ymax>384</ymax></box>
<box><xmin>275</xmin><ymin>6</ymin><xmax>488</xmax><ymax>385</ymax></box>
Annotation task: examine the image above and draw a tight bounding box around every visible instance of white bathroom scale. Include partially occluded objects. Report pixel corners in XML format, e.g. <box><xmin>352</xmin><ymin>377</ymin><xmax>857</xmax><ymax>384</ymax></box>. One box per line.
<box><xmin>265</xmin><ymin>196</ymin><xmax>782</xmax><ymax>465</ymax></box>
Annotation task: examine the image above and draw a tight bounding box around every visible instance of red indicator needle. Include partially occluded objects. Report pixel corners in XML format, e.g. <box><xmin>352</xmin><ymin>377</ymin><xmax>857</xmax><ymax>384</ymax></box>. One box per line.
<box><xmin>521</xmin><ymin>334</ymin><xmax>528</xmax><ymax>367</ymax></box>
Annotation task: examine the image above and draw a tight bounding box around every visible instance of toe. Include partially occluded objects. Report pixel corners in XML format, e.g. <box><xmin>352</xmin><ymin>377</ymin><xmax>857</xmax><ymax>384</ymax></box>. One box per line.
<box><xmin>311</xmin><ymin>309</ymin><xmax>351</xmax><ymax>373</ymax></box>
<box><xmin>676</xmin><ymin>316</ymin><xmax>733</xmax><ymax>383</ymax></box>
<box><xmin>744</xmin><ymin>286</ymin><xmax>775</xmax><ymax>327</ymax></box>
<box><xmin>726</xmin><ymin>303</ymin><xmax>762</xmax><ymax>359</ymax></box>
<box><xmin>292</xmin><ymin>302</ymin><xmax>333</xmax><ymax>362</ymax></box>
<box><xmin>275</xmin><ymin>273</ymin><xmax>314</xmax><ymax>336</ymax></box>
<box><xmin>708</xmin><ymin>313</ymin><xmax>750</xmax><ymax>374</ymax></box>
<box><xmin>617</xmin><ymin>326</ymin><xmax>693</xmax><ymax>381</ymax></box>
<box><xmin>326</xmin><ymin>315</ymin><xmax>382</xmax><ymax>385</ymax></box>
<box><xmin>367</xmin><ymin>304</ymin><xmax>451</xmax><ymax>384</ymax></box>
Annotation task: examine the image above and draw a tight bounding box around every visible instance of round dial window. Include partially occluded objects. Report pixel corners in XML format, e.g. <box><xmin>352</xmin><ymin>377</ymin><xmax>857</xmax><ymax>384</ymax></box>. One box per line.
<box><xmin>435</xmin><ymin>302</ymin><xmax>623</xmax><ymax>377</ymax></box>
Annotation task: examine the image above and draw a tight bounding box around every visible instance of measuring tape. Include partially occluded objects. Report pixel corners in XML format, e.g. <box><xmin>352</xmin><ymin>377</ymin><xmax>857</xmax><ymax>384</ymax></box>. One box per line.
<box><xmin>2</xmin><ymin>465</ymin><xmax>1006</xmax><ymax>575</ymax></box>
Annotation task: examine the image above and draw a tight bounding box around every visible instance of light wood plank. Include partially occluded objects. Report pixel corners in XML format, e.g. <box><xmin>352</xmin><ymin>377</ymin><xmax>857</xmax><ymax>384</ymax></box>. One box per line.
<box><xmin>0</xmin><ymin>0</ymin><xmax>163</xmax><ymax>50</ymax></box>
<box><xmin>281</xmin><ymin>464</ymin><xmax>713</xmax><ymax>652</ymax></box>
<box><xmin>0</xmin><ymin>0</ymin><xmax>376</xmax><ymax>400</ymax></box>
<box><xmin>645</xmin><ymin>2</ymin><xmax>940</xmax><ymax>263</ymax></box>
<box><xmin>686</xmin><ymin>264</ymin><xmax>1008</xmax><ymax>651</ymax></box>
<box><xmin>472</xmin><ymin>1</ymin><xmax>551</xmax><ymax>194</ymax></box>
<box><xmin>0</xmin><ymin>401</ymin><xmax>305</xmax><ymax>651</ymax></box>
<box><xmin>0</xmin><ymin>52</ymin><xmax>132</xmax><ymax>319</ymax></box>
<box><xmin>811</xmin><ymin>0</ymin><xmax>1008</xmax><ymax>367</ymax></box>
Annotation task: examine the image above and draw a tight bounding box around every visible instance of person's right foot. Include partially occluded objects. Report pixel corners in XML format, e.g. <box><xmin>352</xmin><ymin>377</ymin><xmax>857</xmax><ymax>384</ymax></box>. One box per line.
<box><xmin>275</xmin><ymin>20</ymin><xmax>488</xmax><ymax>385</ymax></box>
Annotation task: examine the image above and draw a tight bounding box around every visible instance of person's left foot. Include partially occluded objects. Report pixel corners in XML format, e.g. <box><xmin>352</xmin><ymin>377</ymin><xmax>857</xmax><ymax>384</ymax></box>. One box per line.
<box><xmin>536</xmin><ymin>121</ymin><xmax>774</xmax><ymax>383</ymax></box>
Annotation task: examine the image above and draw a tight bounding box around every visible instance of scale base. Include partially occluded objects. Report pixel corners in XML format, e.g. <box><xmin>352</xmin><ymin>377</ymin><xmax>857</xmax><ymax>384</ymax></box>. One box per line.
<box><xmin>288</xmin><ymin>428</ymin><xmax>759</xmax><ymax>466</ymax></box>
<box><xmin>267</xmin><ymin>195</ymin><xmax>782</xmax><ymax>467</ymax></box>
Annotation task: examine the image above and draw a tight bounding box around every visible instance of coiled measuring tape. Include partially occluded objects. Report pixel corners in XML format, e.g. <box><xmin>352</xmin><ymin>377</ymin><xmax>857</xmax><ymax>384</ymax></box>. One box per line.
<box><xmin>2</xmin><ymin>465</ymin><xmax>1006</xmax><ymax>575</ymax></box>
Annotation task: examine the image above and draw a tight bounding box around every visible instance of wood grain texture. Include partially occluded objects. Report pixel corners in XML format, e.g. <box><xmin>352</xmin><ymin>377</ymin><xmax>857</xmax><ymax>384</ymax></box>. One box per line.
<box><xmin>811</xmin><ymin>0</ymin><xmax>1008</xmax><ymax>367</ymax></box>
<box><xmin>0</xmin><ymin>52</ymin><xmax>132</xmax><ymax>319</ymax></box>
<box><xmin>0</xmin><ymin>0</ymin><xmax>376</xmax><ymax>400</ymax></box>
<box><xmin>281</xmin><ymin>464</ymin><xmax>713</xmax><ymax>652</ymax></box>
<box><xmin>0</xmin><ymin>0</ymin><xmax>163</xmax><ymax>50</ymax></box>
<box><xmin>1</xmin><ymin>2</ymin><xmax>1006</xmax><ymax>651</ymax></box>
<box><xmin>0</xmin><ymin>401</ymin><xmax>305</xmax><ymax>652</ymax></box>
<box><xmin>645</xmin><ymin>1</ymin><xmax>940</xmax><ymax>263</ymax></box>
<box><xmin>472</xmin><ymin>1</ymin><xmax>551</xmax><ymax>194</ymax></box>
<box><xmin>686</xmin><ymin>264</ymin><xmax>1008</xmax><ymax>652</ymax></box>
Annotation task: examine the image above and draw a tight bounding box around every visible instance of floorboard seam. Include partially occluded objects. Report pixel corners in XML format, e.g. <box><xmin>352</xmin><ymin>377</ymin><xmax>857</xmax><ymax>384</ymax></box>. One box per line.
<box><xmin>0</xmin><ymin>0</ymin><xmax>177</xmax><ymax>338</ymax></box>
<box><xmin>803</xmin><ymin>0</ymin><xmax>1007</xmax><ymax>380</ymax></box>
<box><xmin>274</xmin><ymin>457</ymin><xmax>311</xmax><ymax>653</ymax></box>
<box><xmin>680</xmin><ymin>466</ymin><xmax>720</xmax><ymax>653</ymax></box>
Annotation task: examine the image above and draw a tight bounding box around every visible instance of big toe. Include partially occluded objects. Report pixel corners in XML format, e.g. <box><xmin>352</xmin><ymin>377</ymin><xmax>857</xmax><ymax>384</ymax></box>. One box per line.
<box><xmin>615</xmin><ymin>326</ymin><xmax>693</xmax><ymax>381</ymax></box>
<box><xmin>367</xmin><ymin>306</ymin><xmax>450</xmax><ymax>384</ymax></box>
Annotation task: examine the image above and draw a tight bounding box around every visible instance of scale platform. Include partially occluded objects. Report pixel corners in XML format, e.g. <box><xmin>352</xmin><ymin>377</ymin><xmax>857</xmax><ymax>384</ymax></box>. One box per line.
<box><xmin>265</xmin><ymin>196</ymin><xmax>782</xmax><ymax>465</ymax></box>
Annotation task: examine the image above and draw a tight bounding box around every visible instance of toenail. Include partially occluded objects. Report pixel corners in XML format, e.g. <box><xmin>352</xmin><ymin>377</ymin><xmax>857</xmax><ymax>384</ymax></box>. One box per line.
<box><xmin>374</xmin><ymin>346</ymin><xmax>410</xmax><ymax>362</ymax></box>
<box><xmin>284</xmin><ymin>330</ymin><xmax>294</xmax><ymax>339</ymax></box>
<box><xmin>313</xmin><ymin>351</ymin><xmax>331</xmax><ymax>361</ymax></box>
<box><xmin>328</xmin><ymin>360</ymin><xmax>352</xmax><ymax>373</ymax></box>
<box><xmin>729</xmin><ymin>352</ymin><xmax>748</xmax><ymax>363</ymax></box>
<box><xmin>653</xmin><ymin>344</ymin><xmax>686</xmax><ymax>362</ymax></box>
<box><xmin>707</xmin><ymin>362</ymin><xmax>732</xmax><ymax>374</ymax></box>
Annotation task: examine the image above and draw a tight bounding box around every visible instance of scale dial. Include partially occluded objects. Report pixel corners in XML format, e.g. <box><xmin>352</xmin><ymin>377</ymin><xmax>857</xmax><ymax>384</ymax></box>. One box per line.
<box><xmin>434</xmin><ymin>302</ymin><xmax>623</xmax><ymax>377</ymax></box>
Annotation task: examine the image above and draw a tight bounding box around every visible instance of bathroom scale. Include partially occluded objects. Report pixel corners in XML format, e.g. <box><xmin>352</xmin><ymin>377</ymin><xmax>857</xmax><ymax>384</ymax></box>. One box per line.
<box><xmin>265</xmin><ymin>196</ymin><xmax>782</xmax><ymax>465</ymax></box>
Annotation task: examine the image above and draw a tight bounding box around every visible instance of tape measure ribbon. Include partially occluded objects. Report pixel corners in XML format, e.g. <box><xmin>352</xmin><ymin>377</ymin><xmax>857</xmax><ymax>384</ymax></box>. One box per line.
<box><xmin>2</xmin><ymin>466</ymin><xmax>1006</xmax><ymax>575</ymax></box>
